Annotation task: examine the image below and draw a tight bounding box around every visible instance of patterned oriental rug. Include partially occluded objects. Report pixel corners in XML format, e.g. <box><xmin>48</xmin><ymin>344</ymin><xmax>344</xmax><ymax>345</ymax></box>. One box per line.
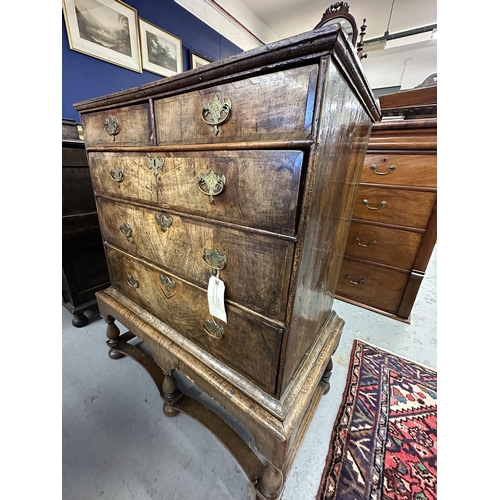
<box><xmin>316</xmin><ymin>340</ymin><xmax>437</xmax><ymax>500</ymax></box>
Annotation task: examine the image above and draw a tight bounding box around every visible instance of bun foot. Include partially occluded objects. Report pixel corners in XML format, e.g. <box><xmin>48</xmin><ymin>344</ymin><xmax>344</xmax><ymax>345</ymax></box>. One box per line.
<box><xmin>72</xmin><ymin>312</ymin><xmax>88</xmax><ymax>328</ymax></box>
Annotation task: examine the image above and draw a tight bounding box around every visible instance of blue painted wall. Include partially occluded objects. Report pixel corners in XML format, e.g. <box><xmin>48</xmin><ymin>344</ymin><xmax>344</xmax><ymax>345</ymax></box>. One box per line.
<box><xmin>63</xmin><ymin>0</ymin><xmax>242</xmax><ymax>123</ymax></box>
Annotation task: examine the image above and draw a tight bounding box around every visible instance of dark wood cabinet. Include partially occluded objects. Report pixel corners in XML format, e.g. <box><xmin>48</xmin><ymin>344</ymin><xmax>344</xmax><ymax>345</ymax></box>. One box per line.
<box><xmin>335</xmin><ymin>118</ymin><xmax>437</xmax><ymax>322</ymax></box>
<box><xmin>75</xmin><ymin>26</ymin><xmax>380</xmax><ymax>498</ymax></box>
<box><xmin>62</xmin><ymin>119</ymin><xmax>110</xmax><ymax>327</ymax></box>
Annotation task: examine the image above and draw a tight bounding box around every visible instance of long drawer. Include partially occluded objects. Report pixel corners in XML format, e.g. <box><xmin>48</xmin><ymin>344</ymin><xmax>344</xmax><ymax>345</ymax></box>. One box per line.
<box><xmin>343</xmin><ymin>221</ymin><xmax>423</xmax><ymax>270</ymax></box>
<box><xmin>105</xmin><ymin>243</ymin><xmax>283</xmax><ymax>395</ymax></box>
<box><xmin>336</xmin><ymin>258</ymin><xmax>410</xmax><ymax>315</ymax></box>
<box><xmin>154</xmin><ymin>65</ymin><xmax>318</xmax><ymax>145</ymax></box>
<box><xmin>81</xmin><ymin>103</ymin><xmax>152</xmax><ymax>147</ymax></box>
<box><xmin>88</xmin><ymin>150</ymin><xmax>304</xmax><ymax>235</ymax></box>
<box><xmin>97</xmin><ymin>197</ymin><xmax>294</xmax><ymax>321</ymax></box>
<box><xmin>362</xmin><ymin>153</ymin><xmax>436</xmax><ymax>188</ymax></box>
<box><xmin>352</xmin><ymin>186</ymin><xmax>436</xmax><ymax>229</ymax></box>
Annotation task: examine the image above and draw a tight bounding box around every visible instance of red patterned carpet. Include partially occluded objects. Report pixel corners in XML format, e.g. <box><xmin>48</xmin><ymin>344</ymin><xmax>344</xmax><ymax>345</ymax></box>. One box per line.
<box><xmin>316</xmin><ymin>340</ymin><xmax>437</xmax><ymax>500</ymax></box>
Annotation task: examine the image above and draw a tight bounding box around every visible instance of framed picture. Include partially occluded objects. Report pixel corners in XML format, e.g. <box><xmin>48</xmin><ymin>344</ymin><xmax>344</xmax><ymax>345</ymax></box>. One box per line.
<box><xmin>190</xmin><ymin>51</ymin><xmax>212</xmax><ymax>69</ymax></box>
<box><xmin>62</xmin><ymin>0</ymin><xmax>141</xmax><ymax>73</ymax></box>
<box><xmin>139</xmin><ymin>19</ymin><xmax>183</xmax><ymax>77</ymax></box>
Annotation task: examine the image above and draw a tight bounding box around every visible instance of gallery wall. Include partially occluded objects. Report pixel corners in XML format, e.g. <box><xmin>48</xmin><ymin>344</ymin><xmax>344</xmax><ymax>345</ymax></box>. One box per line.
<box><xmin>62</xmin><ymin>0</ymin><xmax>242</xmax><ymax>124</ymax></box>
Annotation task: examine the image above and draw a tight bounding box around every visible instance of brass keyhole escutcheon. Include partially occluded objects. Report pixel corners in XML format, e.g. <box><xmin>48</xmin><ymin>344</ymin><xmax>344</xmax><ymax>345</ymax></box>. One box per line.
<box><xmin>119</xmin><ymin>222</ymin><xmax>132</xmax><ymax>239</ymax></box>
<box><xmin>146</xmin><ymin>156</ymin><xmax>165</xmax><ymax>177</ymax></box>
<box><xmin>155</xmin><ymin>213</ymin><xmax>173</xmax><ymax>232</ymax></box>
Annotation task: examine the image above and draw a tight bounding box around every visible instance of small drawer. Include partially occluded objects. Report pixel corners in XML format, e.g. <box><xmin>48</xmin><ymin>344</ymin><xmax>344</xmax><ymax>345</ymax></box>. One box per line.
<box><xmin>105</xmin><ymin>244</ymin><xmax>283</xmax><ymax>396</ymax></box>
<box><xmin>154</xmin><ymin>65</ymin><xmax>318</xmax><ymax>145</ymax></box>
<box><xmin>88</xmin><ymin>150</ymin><xmax>303</xmax><ymax>235</ymax></box>
<box><xmin>81</xmin><ymin>103</ymin><xmax>152</xmax><ymax>147</ymax></box>
<box><xmin>335</xmin><ymin>258</ymin><xmax>410</xmax><ymax>314</ymax></box>
<box><xmin>353</xmin><ymin>186</ymin><xmax>436</xmax><ymax>229</ymax></box>
<box><xmin>362</xmin><ymin>153</ymin><xmax>436</xmax><ymax>188</ymax></box>
<box><xmin>97</xmin><ymin>198</ymin><xmax>294</xmax><ymax>322</ymax></box>
<box><xmin>343</xmin><ymin>221</ymin><xmax>423</xmax><ymax>270</ymax></box>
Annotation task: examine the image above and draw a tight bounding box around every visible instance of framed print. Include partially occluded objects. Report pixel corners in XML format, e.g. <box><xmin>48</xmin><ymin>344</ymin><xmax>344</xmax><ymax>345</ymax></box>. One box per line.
<box><xmin>190</xmin><ymin>51</ymin><xmax>212</xmax><ymax>69</ymax></box>
<box><xmin>139</xmin><ymin>19</ymin><xmax>182</xmax><ymax>77</ymax></box>
<box><xmin>62</xmin><ymin>0</ymin><xmax>141</xmax><ymax>72</ymax></box>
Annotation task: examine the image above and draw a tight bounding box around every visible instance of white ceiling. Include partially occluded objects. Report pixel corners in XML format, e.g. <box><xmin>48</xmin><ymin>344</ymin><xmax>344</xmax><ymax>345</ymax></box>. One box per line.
<box><xmin>238</xmin><ymin>0</ymin><xmax>437</xmax><ymax>43</ymax></box>
<box><xmin>175</xmin><ymin>0</ymin><xmax>437</xmax><ymax>91</ymax></box>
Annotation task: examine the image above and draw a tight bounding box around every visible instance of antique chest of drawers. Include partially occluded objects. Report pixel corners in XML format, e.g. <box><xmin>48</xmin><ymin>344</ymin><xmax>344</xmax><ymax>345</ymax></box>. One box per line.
<box><xmin>335</xmin><ymin>118</ymin><xmax>437</xmax><ymax>322</ymax></box>
<box><xmin>75</xmin><ymin>25</ymin><xmax>380</xmax><ymax>499</ymax></box>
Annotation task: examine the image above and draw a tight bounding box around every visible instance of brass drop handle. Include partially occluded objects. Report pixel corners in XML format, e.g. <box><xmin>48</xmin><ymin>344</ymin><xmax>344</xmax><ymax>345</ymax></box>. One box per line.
<box><xmin>198</xmin><ymin>169</ymin><xmax>226</xmax><ymax>202</ymax></box>
<box><xmin>201</xmin><ymin>94</ymin><xmax>232</xmax><ymax>135</ymax></box>
<box><xmin>355</xmin><ymin>236</ymin><xmax>377</xmax><ymax>248</ymax></box>
<box><xmin>203</xmin><ymin>318</ymin><xmax>224</xmax><ymax>339</ymax></box>
<box><xmin>363</xmin><ymin>199</ymin><xmax>387</xmax><ymax>210</ymax></box>
<box><xmin>155</xmin><ymin>213</ymin><xmax>173</xmax><ymax>232</ymax></box>
<box><xmin>119</xmin><ymin>222</ymin><xmax>132</xmax><ymax>239</ymax></box>
<box><xmin>104</xmin><ymin>115</ymin><xmax>119</xmax><ymax>141</ymax></box>
<box><xmin>202</xmin><ymin>248</ymin><xmax>227</xmax><ymax>275</ymax></box>
<box><xmin>370</xmin><ymin>163</ymin><xmax>396</xmax><ymax>175</ymax></box>
<box><xmin>110</xmin><ymin>165</ymin><xmax>124</xmax><ymax>185</ymax></box>
<box><xmin>346</xmin><ymin>274</ymin><xmax>366</xmax><ymax>285</ymax></box>
<box><xmin>126</xmin><ymin>274</ymin><xmax>139</xmax><ymax>288</ymax></box>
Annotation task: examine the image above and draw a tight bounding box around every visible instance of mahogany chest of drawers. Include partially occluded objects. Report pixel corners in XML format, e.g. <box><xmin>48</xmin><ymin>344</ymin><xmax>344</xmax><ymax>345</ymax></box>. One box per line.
<box><xmin>335</xmin><ymin>118</ymin><xmax>437</xmax><ymax>322</ymax></box>
<box><xmin>75</xmin><ymin>26</ymin><xmax>379</xmax><ymax>499</ymax></box>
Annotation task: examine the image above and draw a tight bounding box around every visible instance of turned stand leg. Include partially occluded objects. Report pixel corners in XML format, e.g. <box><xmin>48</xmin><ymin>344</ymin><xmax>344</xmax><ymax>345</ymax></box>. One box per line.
<box><xmin>258</xmin><ymin>463</ymin><xmax>283</xmax><ymax>500</ymax></box>
<box><xmin>105</xmin><ymin>316</ymin><xmax>125</xmax><ymax>360</ymax></box>
<box><xmin>321</xmin><ymin>358</ymin><xmax>334</xmax><ymax>395</ymax></box>
<box><xmin>161</xmin><ymin>371</ymin><xmax>181</xmax><ymax>418</ymax></box>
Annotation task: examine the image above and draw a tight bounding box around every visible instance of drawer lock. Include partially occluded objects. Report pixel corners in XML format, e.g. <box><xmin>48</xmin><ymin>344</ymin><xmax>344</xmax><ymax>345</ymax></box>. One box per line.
<box><xmin>346</xmin><ymin>274</ymin><xmax>367</xmax><ymax>285</ymax></box>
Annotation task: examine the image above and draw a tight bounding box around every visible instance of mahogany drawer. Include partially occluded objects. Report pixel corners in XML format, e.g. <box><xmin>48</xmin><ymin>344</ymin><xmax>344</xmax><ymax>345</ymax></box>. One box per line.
<box><xmin>81</xmin><ymin>103</ymin><xmax>152</xmax><ymax>147</ymax></box>
<box><xmin>344</xmin><ymin>221</ymin><xmax>423</xmax><ymax>270</ymax></box>
<box><xmin>105</xmin><ymin>243</ymin><xmax>283</xmax><ymax>395</ymax></box>
<box><xmin>88</xmin><ymin>150</ymin><xmax>303</xmax><ymax>235</ymax></box>
<box><xmin>335</xmin><ymin>258</ymin><xmax>410</xmax><ymax>315</ymax></box>
<box><xmin>362</xmin><ymin>153</ymin><xmax>436</xmax><ymax>188</ymax></box>
<box><xmin>353</xmin><ymin>186</ymin><xmax>436</xmax><ymax>229</ymax></box>
<box><xmin>97</xmin><ymin>198</ymin><xmax>294</xmax><ymax>321</ymax></box>
<box><xmin>154</xmin><ymin>65</ymin><xmax>318</xmax><ymax>145</ymax></box>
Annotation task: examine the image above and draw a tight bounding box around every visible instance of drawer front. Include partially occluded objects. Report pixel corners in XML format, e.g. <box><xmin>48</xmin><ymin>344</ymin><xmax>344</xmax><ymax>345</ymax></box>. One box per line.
<box><xmin>81</xmin><ymin>103</ymin><xmax>152</xmax><ymax>147</ymax></box>
<box><xmin>154</xmin><ymin>65</ymin><xmax>318</xmax><ymax>145</ymax></box>
<box><xmin>362</xmin><ymin>153</ymin><xmax>436</xmax><ymax>188</ymax></box>
<box><xmin>336</xmin><ymin>258</ymin><xmax>410</xmax><ymax>314</ymax></box>
<box><xmin>105</xmin><ymin>244</ymin><xmax>282</xmax><ymax>396</ymax></box>
<box><xmin>97</xmin><ymin>198</ymin><xmax>294</xmax><ymax>321</ymax></box>
<box><xmin>88</xmin><ymin>150</ymin><xmax>303</xmax><ymax>235</ymax></box>
<box><xmin>344</xmin><ymin>221</ymin><xmax>423</xmax><ymax>270</ymax></box>
<box><xmin>353</xmin><ymin>186</ymin><xmax>436</xmax><ymax>229</ymax></box>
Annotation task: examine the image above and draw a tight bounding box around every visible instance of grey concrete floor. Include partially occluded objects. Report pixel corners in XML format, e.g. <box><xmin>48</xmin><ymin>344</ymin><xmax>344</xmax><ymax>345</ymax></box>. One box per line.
<box><xmin>62</xmin><ymin>246</ymin><xmax>437</xmax><ymax>500</ymax></box>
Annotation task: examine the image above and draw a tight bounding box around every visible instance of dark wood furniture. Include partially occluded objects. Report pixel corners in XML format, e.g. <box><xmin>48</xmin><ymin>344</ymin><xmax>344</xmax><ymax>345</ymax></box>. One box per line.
<box><xmin>75</xmin><ymin>25</ymin><xmax>380</xmax><ymax>499</ymax></box>
<box><xmin>62</xmin><ymin>119</ymin><xmax>110</xmax><ymax>327</ymax></box>
<box><xmin>335</xmin><ymin>117</ymin><xmax>437</xmax><ymax>323</ymax></box>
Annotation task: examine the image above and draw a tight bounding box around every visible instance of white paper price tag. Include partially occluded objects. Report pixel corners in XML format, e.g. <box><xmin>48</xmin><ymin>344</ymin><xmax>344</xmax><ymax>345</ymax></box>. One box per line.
<box><xmin>207</xmin><ymin>276</ymin><xmax>227</xmax><ymax>323</ymax></box>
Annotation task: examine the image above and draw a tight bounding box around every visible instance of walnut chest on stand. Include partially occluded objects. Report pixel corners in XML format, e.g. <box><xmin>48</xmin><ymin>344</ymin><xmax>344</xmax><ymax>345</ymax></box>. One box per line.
<box><xmin>75</xmin><ymin>25</ymin><xmax>380</xmax><ymax>499</ymax></box>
